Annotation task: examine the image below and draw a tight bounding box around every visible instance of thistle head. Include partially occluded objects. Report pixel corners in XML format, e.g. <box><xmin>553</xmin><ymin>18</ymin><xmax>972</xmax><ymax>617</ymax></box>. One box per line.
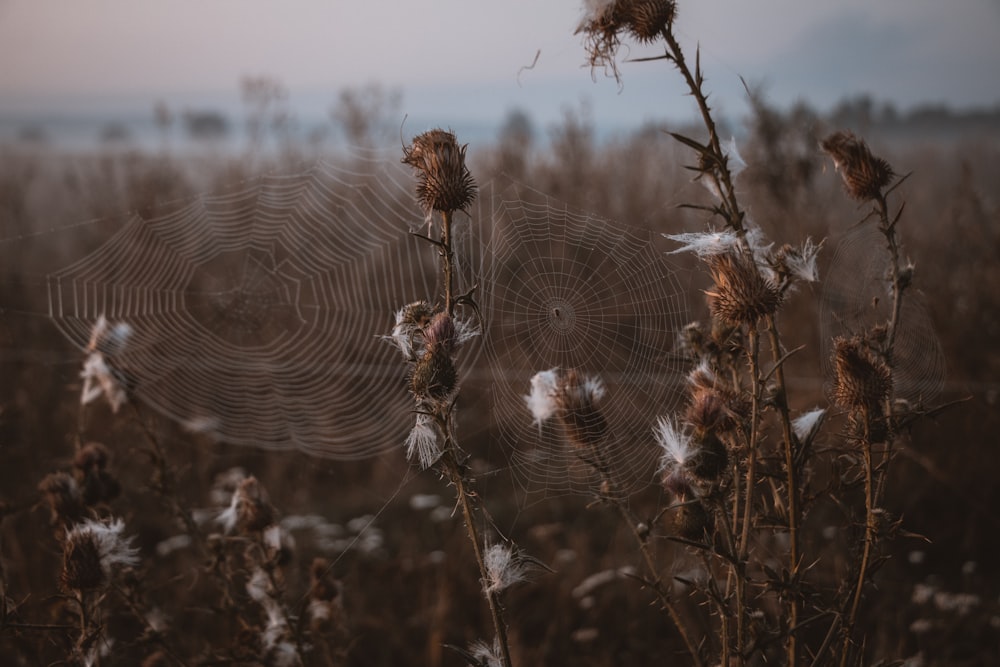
<box><xmin>402</xmin><ymin>129</ymin><xmax>476</xmax><ymax>213</ymax></box>
<box><xmin>821</xmin><ymin>130</ymin><xmax>895</xmax><ymax>201</ymax></box>
<box><xmin>552</xmin><ymin>369</ymin><xmax>609</xmax><ymax>452</ymax></box>
<box><xmin>705</xmin><ymin>252</ymin><xmax>782</xmax><ymax>327</ymax></box>
<box><xmin>410</xmin><ymin>344</ymin><xmax>458</xmax><ymax>404</ymax></box>
<box><xmin>61</xmin><ymin>517</ymin><xmax>139</xmax><ymax>592</ymax></box>
<box><xmin>831</xmin><ymin>335</ymin><xmax>893</xmax><ymax>412</ymax></box>
<box><xmin>218</xmin><ymin>475</ymin><xmax>275</xmax><ymax>534</ymax></box>
<box><xmin>524</xmin><ymin>368</ymin><xmax>608</xmax><ymax>451</ymax></box>
<box><xmin>39</xmin><ymin>472</ymin><xmax>85</xmax><ymax>526</ymax></box>
<box><xmin>577</xmin><ymin>1</ymin><xmax>677</xmax><ymax>74</ymax></box>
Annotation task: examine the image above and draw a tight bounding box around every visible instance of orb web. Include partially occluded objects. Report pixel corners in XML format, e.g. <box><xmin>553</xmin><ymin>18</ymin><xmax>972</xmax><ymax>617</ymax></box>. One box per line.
<box><xmin>46</xmin><ymin>149</ymin><xmax>484</xmax><ymax>459</ymax></box>
<box><xmin>482</xmin><ymin>184</ymin><xmax>690</xmax><ymax>499</ymax></box>
<box><xmin>820</xmin><ymin>221</ymin><xmax>946</xmax><ymax>406</ymax></box>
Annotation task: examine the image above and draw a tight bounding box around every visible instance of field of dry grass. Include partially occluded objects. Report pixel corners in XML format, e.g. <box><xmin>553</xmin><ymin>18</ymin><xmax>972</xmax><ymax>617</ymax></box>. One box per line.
<box><xmin>2</xmin><ymin>11</ymin><xmax>1000</xmax><ymax>666</ymax></box>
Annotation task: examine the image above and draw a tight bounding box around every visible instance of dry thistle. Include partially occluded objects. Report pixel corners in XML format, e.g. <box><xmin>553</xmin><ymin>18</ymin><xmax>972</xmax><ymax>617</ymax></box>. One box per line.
<box><xmin>402</xmin><ymin>129</ymin><xmax>476</xmax><ymax>213</ymax></box>
<box><xmin>39</xmin><ymin>472</ymin><xmax>86</xmax><ymax>526</ymax></box>
<box><xmin>73</xmin><ymin>441</ymin><xmax>121</xmax><ymax>507</ymax></box>
<box><xmin>553</xmin><ymin>369</ymin><xmax>609</xmax><ymax>452</ymax></box>
<box><xmin>831</xmin><ymin>335</ymin><xmax>893</xmax><ymax>412</ymax></box>
<box><xmin>61</xmin><ymin>517</ymin><xmax>139</xmax><ymax>592</ymax></box>
<box><xmin>577</xmin><ymin>0</ymin><xmax>677</xmax><ymax>73</ymax></box>
<box><xmin>821</xmin><ymin>130</ymin><xmax>895</xmax><ymax>201</ymax></box>
<box><xmin>705</xmin><ymin>252</ymin><xmax>782</xmax><ymax>327</ymax></box>
<box><xmin>218</xmin><ymin>476</ymin><xmax>276</xmax><ymax>534</ymax></box>
<box><xmin>410</xmin><ymin>343</ymin><xmax>458</xmax><ymax>403</ymax></box>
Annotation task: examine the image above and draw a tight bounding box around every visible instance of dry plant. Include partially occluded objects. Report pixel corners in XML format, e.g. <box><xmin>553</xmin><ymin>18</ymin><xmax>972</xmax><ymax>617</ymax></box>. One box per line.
<box><xmin>397</xmin><ymin>129</ymin><xmax>537</xmax><ymax>667</ymax></box>
<box><xmin>539</xmin><ymin>2</ymin><xmax>950</xmax><ymax>665</ymax></box>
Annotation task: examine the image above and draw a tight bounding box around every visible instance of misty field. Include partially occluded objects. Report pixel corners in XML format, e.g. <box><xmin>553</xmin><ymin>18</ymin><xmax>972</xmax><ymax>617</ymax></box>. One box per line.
<box><xmin>2</xmin><ymin>6</ymin><xmax>1000</xmax><ymax>667</ymax></box>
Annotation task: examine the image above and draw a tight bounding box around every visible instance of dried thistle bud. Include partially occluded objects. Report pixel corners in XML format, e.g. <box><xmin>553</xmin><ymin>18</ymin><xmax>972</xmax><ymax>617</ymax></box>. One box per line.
<box><xmin>402</xmin><ymin>129</ymin><xmax>476</xmax><ymax>213</ymax></box>
<box><xmin>705</xmin><ymin>253</ymin><xmax>782</xmax><ymax>326</ymax></box>
<box><xmin>691</xmin><ymin>431</ymin><xmax>728</xmax><ymax>481</ymax></box>
<box><xmin>61</xmin><ymin>530</ymin><xmax>105</xmax><ymax>591</ymax></box>
<box><xmin>73</xmin><ymin>441</ymin><xmax>110</xmax><ymax>473</ymax></box>
<box><xmin>626</xmin><ymin>0</ymin><xmax>677</xmax><ymax>42</ymax></box>
<box><xmin>310</xmin><ymin>558</ymin><xmax>342</xmax><ymax>602</ymax></box>
<box><xmin>424</xmin><ymin>311</ymin><xmax>457</xmax><ymax>353</ymax></box>
<box><xmin>39</xmin><ymin>472</ymin><xmax>86</xmax><ymax>526</ymax></box>
<box><xmin>410</xmin><ymin>344</ymin><xmax>458</xmax><ymax>403</ymax></box>
<box><xmin>61</xmin><ymin>518</ymin><xmax>139</xmax><ymax>592</ymax></box>
<box><xmin>218</xmin><ymin>476</ymin><xmax>275</xmax><ymax>534</ymax></box>
<box><xmin>73</xmin><ymin>442</ymin><xmax>121</xmax><ymax>506</ymax></box>
<box><xmin>821</xmin><ymin>130</ymin><xmax>895</xmax><ymax>201</ymax></box>
<box><xmin>674</xmin><ymin>497</ymin><xmax>711</xmax><ymax>541</ymax></box>
<box><xmin>554</xmin><ymin>369</ymin><xmax>608</xmax><ymax>451</ymax></box>
<box><xmin>831</xmin><ymin>335</ymin><xmax>892</xmax><ymax>411</ymax></box>
<box><xmin>577</xmin><ymin>0</ymin><xmax>677</xmax><ymax>73</ymax></box>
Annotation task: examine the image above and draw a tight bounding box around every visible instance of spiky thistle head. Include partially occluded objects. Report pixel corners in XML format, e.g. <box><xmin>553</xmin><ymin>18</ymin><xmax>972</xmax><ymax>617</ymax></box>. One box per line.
<box><xmin>705</xmin><ymin>252</ymin><xmax>782</xmax><ymax>327</ymax></box>
<box><xmin>626</xmin><ymin>0</ymin><xmax>677</xmax><ymax>42</ymax></box>
<box><xmin>61</xmin><ymin>517</ymin><xmax>139</xmax><ymax>592</ymax></box>
<box><xmin>217</xmin><ymin>475</ymin><xmax>275</xmax><ymax>534</ymax></box>
<box><xmin>552</xmin><ymin>368</ymin><xmax>608</xmax><ymax>451</ymax></box>
<box><xmin>821</xmin><ymin>130</ymin><xmax>895</xmax><ymax>201</ymax></box>
<box><xmin>831</xmin><ymin>335</ymin><xmax>893</xmax><ymax>411</ymax></box>
<box><xmin>525</xmin><ymin>368</ymin><xmax>608</xmax><ymax>451</ymax></box>
<box><xmin>402</xmin><ymin>129</ymin><xmax>477</xmax><ymax>213</ymax></box>
<box><xmin>410</xmin><ymin>343</ymin><xmax>458</xmax><ymax>404</ymax></box>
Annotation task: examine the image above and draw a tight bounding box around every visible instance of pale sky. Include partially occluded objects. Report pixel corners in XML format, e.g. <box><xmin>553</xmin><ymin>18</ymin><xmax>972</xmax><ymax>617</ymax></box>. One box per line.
<box><xmin>1</xmin><ymin>1</ymin><xmax>998</xmax><ymax>129</ymax></box>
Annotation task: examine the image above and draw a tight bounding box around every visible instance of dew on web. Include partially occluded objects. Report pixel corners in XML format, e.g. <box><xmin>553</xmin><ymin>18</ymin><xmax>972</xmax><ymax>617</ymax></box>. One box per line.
<box><xmin>820</xmin><ymin>220</ymin><xmax>946</xmax><ymax>406</ymax></box>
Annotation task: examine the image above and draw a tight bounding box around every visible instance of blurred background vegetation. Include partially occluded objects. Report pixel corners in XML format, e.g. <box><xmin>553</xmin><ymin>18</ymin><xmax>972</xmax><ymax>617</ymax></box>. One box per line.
<box><xmin>1</xmin><ymin>82</ymin><xmax>998</xmax><ymax>665</ymax></box>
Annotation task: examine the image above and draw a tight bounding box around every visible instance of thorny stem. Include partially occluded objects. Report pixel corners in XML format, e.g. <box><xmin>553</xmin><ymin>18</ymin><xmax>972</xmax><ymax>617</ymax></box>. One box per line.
<box><xmin>441</xmin><ymin>209</ymin><xmax>456</xmax><ymax>314</ymax></box>
<box><xmin>765</xmin><ymin>314</ymin><xmax>800</xmax><ymax>667</ymax></box>
<box><xmin>589</xmin><ymin>456</ymin><xmax>704</xmax><ymax>667</ymax></box>
<box><xmin>735</xmin><ymin>327</ymin><xmax>762</xmax><ymax>662</ymax></box>
<box><xmin>442</xmin><ymin>448</ymin><xmax>513</xmax><ymax>667</ymax></box>
<box><xmin>424</xmin><ymin>207</ymin><xmax>512</xmax><ymax>666</ymax></box>
<box><xmin>840</xmin><ymin>190</ymin><xmax>905</xmax><ymax>665</ymax></box>
<box><xmin>660</xmin><ymin>26</ymin><xmax>745</xmax><ymax>237</ymax></box>
<box><xmin>840</xmin><ymin>412</ymin><xmax>875</xmax><ymax>667</ymax></box>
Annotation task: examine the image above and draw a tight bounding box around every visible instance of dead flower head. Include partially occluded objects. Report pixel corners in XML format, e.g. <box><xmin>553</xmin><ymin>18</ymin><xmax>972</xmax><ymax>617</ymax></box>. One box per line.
<box><xmin>705</xmin><ymin>253</ymin><xmax>782</xmax><ymax>327</ymax></box>
<box><xmin>578</xmin><ymin>0</ymin><xmax>677</xmax><ymax>76</ymax></box>
<box><xmin>218</xmin><ymin>476</ymin><xmax>276</xmax><ymax>534</ymax></box>
<box><xmin>61</xmin><ymin>517</ymin><xmax>139</xmax><ymax>592</ymax></box>
<box><xmin>402</xmin><ymin>129</ymin><xmax>476</xmax><ymax>213</ymax></box>
<box><xmin>831</xmin><ymin>335</ymin><xmax>893</xmax><ymax>411</ymax></box>
<box><xmin>821</xmin><ymin>130</ymin><xmax>895</xmax><ymax>201</ymax></box>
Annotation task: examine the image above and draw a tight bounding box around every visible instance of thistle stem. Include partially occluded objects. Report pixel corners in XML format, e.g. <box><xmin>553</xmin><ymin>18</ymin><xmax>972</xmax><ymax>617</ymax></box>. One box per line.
<box><xmin>442</xmin><ymin>449</ymin><xmax>513</xmax><ymax>667</ymax></box>
<box><xmin>766</xmin><ymin>315</ymin><xmax>799</xmax><ymax>667</ymax></box>
<box><xmin>840</xmin><ymin>412</ymin><xmax>875</xmax><ymax>667</ymax></box>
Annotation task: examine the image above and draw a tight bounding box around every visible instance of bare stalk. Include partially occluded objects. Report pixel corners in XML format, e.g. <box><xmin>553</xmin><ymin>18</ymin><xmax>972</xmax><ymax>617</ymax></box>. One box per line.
<box><xmin>765</xmin><ymin>314</ymin><xmax>800</xmax><ymax>667</ymax></box>
<box><xmin>432</xmin><ymin>207</ymin><xmax>513</xmax><ymax>667</ymax></box>
<box><xmin>839</xmin><ymin>410</ymin><xmax>874</xmax><ymax>667</ymax></box>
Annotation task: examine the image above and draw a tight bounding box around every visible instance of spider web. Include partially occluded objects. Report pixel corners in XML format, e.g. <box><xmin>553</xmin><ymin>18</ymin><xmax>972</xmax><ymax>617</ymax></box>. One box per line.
<box><xmin>482</xmin><ymin>182</ymin><xmax>690</xmax><ymax>500</ymax></box>
<box><xmin>4</xmin><ymin>152</ymin><xmax>694</xmax><ymax>502</ymax></box>
<box><xmin>820</xmin><ymin>220</ymin><xmax>946</xmax><ymax>406</ymax></box>
<box><xmin>43</xmin><ymin>149</ymin><xmax>484</xmax><ymax>459</ymax></box>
